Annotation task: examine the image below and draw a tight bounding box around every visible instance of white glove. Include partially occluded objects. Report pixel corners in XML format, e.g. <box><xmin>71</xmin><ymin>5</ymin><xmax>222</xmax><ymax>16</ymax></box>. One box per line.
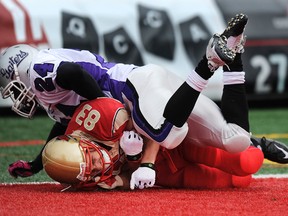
<box><xmin>130</xmin><ymin>166</ymin><xmax>156</xmax><ymax>190</ymax></box>
<box><xmin>120</xmin><ymin>131</ymin><xmax>143</xmax><ymax>156</ymax></box>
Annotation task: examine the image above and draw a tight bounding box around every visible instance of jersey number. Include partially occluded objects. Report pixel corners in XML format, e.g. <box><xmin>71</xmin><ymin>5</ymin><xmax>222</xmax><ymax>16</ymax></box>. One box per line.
<box><xmin>75</xmin><ymin>104</ymin><xmax>100</xmax><ymax>131</ymax></box>
<box><xmin>33</xmin><ymin>63</ymin><xmax>56</xmax><ymax>92</ymax></box>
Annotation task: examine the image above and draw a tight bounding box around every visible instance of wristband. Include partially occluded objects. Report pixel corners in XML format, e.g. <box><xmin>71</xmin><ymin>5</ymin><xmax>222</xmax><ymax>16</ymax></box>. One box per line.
<box><xmin>140</xmin><ymin>163</ymin><xmax>155</xmax><ymax>170</ymax></box>
<box><xmin>126</xmin><ymin>152</ymin><xmax>142</xmax><ymax>161</ymax></box>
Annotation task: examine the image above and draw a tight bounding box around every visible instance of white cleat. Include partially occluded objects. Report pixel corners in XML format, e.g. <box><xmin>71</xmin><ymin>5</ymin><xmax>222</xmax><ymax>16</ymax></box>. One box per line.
<box><xmin>221</xmin><ymin>13</ymin><xmax>248</xmax><ymax>53</ymax></box>
<box><xmin>206</xmin><ymin>34</ymin><xmax>236</xmax><ymax>72</ymax></box>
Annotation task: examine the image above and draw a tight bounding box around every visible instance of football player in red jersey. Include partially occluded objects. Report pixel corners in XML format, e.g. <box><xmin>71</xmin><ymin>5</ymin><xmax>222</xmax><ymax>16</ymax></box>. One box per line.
<box><xmin>43</xmin><ymin>97</ymin><xmax>141</xmax><ymax>190</ymax></box>
<box><xmin>42</xmin><ymin>97</ymin><xmax>263</xmax><ymax>191</ymax></box>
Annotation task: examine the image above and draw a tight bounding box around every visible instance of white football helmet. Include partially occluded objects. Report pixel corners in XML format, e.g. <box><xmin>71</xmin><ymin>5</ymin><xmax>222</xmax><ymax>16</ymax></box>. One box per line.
<box><xmin>42</xmin><ymin>134</ymin><xmax>114</xmax><ymax>188</ymax></box>
<box><xmin>0</xmin><ymin>44</ymin><xmax>39</xmax><ymax>118</ymax></box>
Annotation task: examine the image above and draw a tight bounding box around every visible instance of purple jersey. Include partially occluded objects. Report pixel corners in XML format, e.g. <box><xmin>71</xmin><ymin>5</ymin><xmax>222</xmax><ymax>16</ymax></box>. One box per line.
<box><xmin>29</xmin><ymin>48</ymin><xmax>136</xmax><ymax>124</ymax></box>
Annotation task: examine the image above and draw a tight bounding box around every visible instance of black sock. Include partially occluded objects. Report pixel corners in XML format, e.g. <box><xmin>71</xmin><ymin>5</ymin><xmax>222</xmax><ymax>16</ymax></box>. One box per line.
<box><xmin>30</xmin><ymin>152</ymin><xmax>43</xmax><ymax>173</ymax></box>
<box><xmin>195</xmin><ymin>55</ymin><xmax>213</xmax><ymax>80</ymax></box>
<box><xmin>223</xmin><ymin>53</ymin><xmax>243</xmax><ymax>72</ymax></box>
<box><xmin>221</xmin><ymin>53</ymin><xmax>249</xmax><ymax>131</ymax></box>
<box><xmin>163</xmin><ymin>82</ymin><xmax>200</xmax><ymax>127</ymax></box>
<box><xmin>221</xmin><ymin>84</ymin><xmax>249</xmax><ymax>131</ymax></box>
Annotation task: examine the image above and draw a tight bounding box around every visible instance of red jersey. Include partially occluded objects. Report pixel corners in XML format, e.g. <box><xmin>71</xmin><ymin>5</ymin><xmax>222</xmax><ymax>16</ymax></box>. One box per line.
<box><xmin>65</xmin><ymin>97</ymin><xmax>129</xmax><ymax>144</ymax></box>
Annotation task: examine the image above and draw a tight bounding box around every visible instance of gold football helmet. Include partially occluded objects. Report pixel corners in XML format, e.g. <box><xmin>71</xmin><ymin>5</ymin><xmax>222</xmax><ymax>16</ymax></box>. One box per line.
<box><xmin>42</xmin><ymin>134</ymin><xmax>113</xmax><ymax>187</ymax></box>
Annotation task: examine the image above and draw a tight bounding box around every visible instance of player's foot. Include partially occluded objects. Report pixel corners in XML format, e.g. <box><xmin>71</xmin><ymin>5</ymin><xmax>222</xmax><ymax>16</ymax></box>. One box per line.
<box><xmin>251</xmin><ymin>136</ymin><xmax>288</xmax><ymax>164</ymax></box>
<box><xmin>221</xmin><ymin>13</ymin><xmax>248</xmax><ymax>53</ymax></box>
<box><xmin>206</xmin><ymin>34</ymin><xmax>236</xmax><ymax>72</ymax></box>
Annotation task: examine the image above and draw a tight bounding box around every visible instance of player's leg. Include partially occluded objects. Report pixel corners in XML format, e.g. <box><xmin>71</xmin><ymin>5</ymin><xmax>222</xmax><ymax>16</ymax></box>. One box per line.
<box><xmin>156</xmin><ymin>162</ymin><xmax>252</xmax><ymax>189</ymax></box>
<box><xmin>123</xmin><ymin>33</ymin><xmax>234</xmax><ymax>149</ymax></box>
<box><xmin>163</xmin><ymin>34</ymin><xmax>235</xmax><ymax>128</ymax></box>
<box><xmin>220</xmin><ymin>14</ymin><xmax>288</xmax><ymax>164</ymax></box>
<box><xmin>182</xmin><ymin>164</ymin><xmax>252</xmax><ymax>188</ymax></box>
<box><xmin>180</xmin><ymin>138</ymin><xmax>263</xmax><ymax>176</ymax></box>
<box><xmin>167</xmin><ymin>14</ymin><xmax>251</xmax><ymax>152</ymax></box>
<box><xmin>171</xmin><ymin>14</ymin><xmax>248</xmax><ymax>128</ymax></box>
<box><xmin>221</xmin><ymin>16</ymin><xmax>249</xmax><ymax>131</ymax></box>
<box><xmin>182</xmin><ymin>30</ymin><xmax>250</xmax><ymax>154</ymax></box>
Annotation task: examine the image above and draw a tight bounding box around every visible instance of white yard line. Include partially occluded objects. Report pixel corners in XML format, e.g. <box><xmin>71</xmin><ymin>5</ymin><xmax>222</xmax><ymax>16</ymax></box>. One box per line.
<box><xmin>1</xmin><ymin>175</ymin><xmax>288</xmax><ymax>186</ymax></box>
<box><xmin>253</xmin><ymin>174</ymin><xmax>288</xmax><ymax>178</ymax></box>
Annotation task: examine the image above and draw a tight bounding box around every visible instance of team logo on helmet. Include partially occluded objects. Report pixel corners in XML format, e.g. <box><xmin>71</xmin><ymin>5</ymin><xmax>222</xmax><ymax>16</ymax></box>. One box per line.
<box><xmin>0</xmin><ymin>49</ymin><xmax>28</xmax><ymax>79</ymax></box>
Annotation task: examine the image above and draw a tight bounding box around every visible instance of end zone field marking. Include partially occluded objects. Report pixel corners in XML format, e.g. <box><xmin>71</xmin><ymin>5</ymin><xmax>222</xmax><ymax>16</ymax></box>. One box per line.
<box><xmin>252</xmin><ymin>174</ymin><xmax>288</xmax><ymax>178</ymax></box>
<box><xmin>263</xmin><ymin>159</ymin><xmax>288</xmax><ymax>166</ymax></box>
<box><xmin>1</xmin><ymin>175</ymin><xmax>288</xmax><ymax>186</ymax></box>
<box><xmin>254</xmin><ymin>133</ymin><xmax>288</xmax><ymax>139</ymax></box>
<box><xmin>0</xmin><ymin>140</ymin><xmax>45</xmax><ymax>146</ymax></box>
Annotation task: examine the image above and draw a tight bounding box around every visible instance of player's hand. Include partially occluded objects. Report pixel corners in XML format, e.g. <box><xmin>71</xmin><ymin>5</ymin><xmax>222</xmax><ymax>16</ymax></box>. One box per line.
<box><xmin>120</xmin><ymin>131</ymin><xmax>143</xmax><ymax>156</ymax></box>
<box><xmin>8</xmin><ymin>160</ymin><xmax>34</xmax><ymax>178</ymax></box>
<box><xmin>130</xmin><ymin>165</ymin><xmax>156</xmax><ymax>190</ymax></box>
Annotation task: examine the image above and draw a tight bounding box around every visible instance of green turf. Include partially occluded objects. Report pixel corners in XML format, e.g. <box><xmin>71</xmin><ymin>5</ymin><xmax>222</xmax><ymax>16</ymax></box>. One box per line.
<box><xmin>0</xmin><ymin>115</ymin><xmax>54</xmax><ymax>141</ymax></box>
<box><xmin>0</xmin><ymin>108</ymin><xmax>288</xmax><ymax>183</ymax></box>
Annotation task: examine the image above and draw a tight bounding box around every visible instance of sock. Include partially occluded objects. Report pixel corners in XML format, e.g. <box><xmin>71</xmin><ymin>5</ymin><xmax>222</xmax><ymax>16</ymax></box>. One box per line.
<box><xmin>30</xmin><ymin>153</ymin><xmax>43</xmax><ymax>173</ymax></box>
<box><xmin>221</xmin><ymin>84</ymin><xmax>249</xmax><ymax>131</ymax></box>
<box><xmin>195</xmin><ymin>54</ymin><xmax>214</xmax><ymax>80</ymax></box>
<box><xmin>223</xmin><ymin>53</ymin><xmax>243</xmax><ymax>72</ymax></box>
<box><xmin>221</xmin><ymin>53</ymin><xmax>249</xmax><ymax>131</ymax></box>
<box><xmin>162</xmin><ymin>55</ymin><xmax>212</xmax><ymax>127</ymax></box>
<box><xmin>163</xmin><ymin>82</ymin><xmax>200</xmax><ymax>127</ymax></box>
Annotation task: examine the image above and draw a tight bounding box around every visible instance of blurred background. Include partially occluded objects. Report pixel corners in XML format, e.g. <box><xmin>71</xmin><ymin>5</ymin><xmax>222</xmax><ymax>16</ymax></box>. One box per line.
<box><xmin>1</xmin><ymin>0</ymin><xmax>288</xmax><ymax>109</ymax></box>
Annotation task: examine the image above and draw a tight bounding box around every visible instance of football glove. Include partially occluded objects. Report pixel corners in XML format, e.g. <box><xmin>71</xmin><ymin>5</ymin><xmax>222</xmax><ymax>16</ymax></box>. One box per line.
<box><xmin>130</xmin><ymin>165</ymin><xmax>156</xmax><ymax>190</ymax></box>
<box><xmin>8</xmin><ymin>160</ymin><xmax>35</xmax><ymax>178</ymax></box>
<box><xmin>120</xmin><ymin>131</ymin><xmax>143</xmax><ymax>156</ymax></box>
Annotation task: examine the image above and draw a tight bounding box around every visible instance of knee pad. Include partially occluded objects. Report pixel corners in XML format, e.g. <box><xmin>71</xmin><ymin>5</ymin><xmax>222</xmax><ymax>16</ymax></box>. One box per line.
<box><xmin>222</xmin><ymin>123</ymin><xmax>251</xmax><ymax>153</ymax></box>
<box><xmin>159</xmin><ymin>124</ymin><xmax>188</xmax><ymax>149</ymax></box>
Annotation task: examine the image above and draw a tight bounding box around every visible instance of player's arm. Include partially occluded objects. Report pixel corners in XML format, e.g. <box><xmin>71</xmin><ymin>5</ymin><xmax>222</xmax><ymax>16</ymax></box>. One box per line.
<box><xmin>8</xmin><ymin>121</ymin><xmax>68</xmax><ymax>178</ymax></box>
<box><xmin>56</xmin><ymin>62</ymin><xmax>105</xmax><ymax>99</ymax></box>
<box><xmin>141</xmin><ymin>137</ymin><xmax>160</xmax><ymax>164</ymax></box>
<box><xmin>129</xmin><ymin>138</ymin><xmax>159</xmax><ymax>190</ymax></box>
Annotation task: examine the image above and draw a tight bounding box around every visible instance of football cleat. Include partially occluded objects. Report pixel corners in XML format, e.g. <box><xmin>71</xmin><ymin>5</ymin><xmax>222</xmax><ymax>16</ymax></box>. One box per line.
<box><xmin>206</xmin><ymin>34</ymin><xmax>236</xmax><ymax>72</ymax></box>
<box><xmin>221</xmin><ymin>13</ymin><xmax>248</xmax><ymax>53</ymax></box>
<box><xmin>251</xmin><ymin>136</ymin><xmax>288</xmax><ymax>164</ymax></box>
